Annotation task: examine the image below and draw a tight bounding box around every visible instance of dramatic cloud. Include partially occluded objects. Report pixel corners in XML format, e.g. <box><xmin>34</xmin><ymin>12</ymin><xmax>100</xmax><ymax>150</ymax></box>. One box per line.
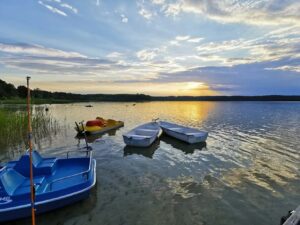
<box><xmin>1</xmin><ymin>0</ymin><xmax>300</xmax><ymax>95</ymax></box>
<box><xmin>148</xmin><ymin>0</ymin><xmax>300</xmax><ymax>25</ymax></box>
<box><xmin>152</xmin><ymin>56</ymin><xmax>300</xmax><ymax>94</ymax></box>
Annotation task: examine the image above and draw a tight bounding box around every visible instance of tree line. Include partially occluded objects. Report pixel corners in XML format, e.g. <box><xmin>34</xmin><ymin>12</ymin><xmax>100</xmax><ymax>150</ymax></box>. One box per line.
<box><xmin>0</xmin><ymin>79</ymin><xmax>152</xmax><ymax>101</ymax></box>
<box><xmin>1</xmin><ymin>78</ymin><xmax>300</xmax><ymax>102</ymax></box>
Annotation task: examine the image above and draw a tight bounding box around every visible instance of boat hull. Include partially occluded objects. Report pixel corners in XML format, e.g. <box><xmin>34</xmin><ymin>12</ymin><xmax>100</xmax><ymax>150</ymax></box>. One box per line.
<box><xmin>76</xmin><ymin>121</ymin><xmax>124</xmax><ymax>135</ymax></box>
<box><xmin>123</xmin><ymin>135</ymin><xmax>157</xmax><ymax>147</ymax></box>
<box><xmin>0</xmin><ymin>189</ymin><xmax>90</xmax><ymax>222</ymax></box>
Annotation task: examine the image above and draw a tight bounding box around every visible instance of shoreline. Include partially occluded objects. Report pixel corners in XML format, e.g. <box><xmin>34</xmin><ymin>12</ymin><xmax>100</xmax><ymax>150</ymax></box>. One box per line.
<box><xmin>1</xmin><ymin>96</ymin><xmax>300</xmax><ymax>105</ymax></box>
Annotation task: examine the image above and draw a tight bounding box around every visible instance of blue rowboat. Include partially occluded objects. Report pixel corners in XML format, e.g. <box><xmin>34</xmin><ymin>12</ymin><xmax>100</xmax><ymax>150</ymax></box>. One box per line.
<box><xmin>0</xmin><ymin>150</ymin><xmax>96</xmax><ymax>222</ymax></box>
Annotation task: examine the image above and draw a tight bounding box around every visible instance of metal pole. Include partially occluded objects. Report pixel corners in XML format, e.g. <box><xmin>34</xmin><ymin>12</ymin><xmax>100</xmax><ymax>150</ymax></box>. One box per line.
<box><xmin>26</xmin><ymin>76</ymin><xmax>36</xmax><ymax>225</ymax></box>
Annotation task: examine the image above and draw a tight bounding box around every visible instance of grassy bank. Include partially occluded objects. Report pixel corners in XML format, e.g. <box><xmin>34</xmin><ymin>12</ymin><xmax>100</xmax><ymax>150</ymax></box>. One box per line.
<box><xmin>0</xmin><ymin>108</ymin><xmax>59</xmax><ymax>150</ymax></box>
<box><xmin>0</xmin><ymin>98</ymin><xmax>74</xmax><ymax>104</ymax></box>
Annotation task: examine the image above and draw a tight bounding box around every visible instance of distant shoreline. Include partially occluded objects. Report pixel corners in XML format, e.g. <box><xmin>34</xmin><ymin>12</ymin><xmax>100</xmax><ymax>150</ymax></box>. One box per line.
<box><xmin>1</xmin><ymin>79</ymin><xmax>300</xmax><ymax>103</ymax></box>
<box><xmin>1</xmin><ymin>95</ymin><xmax>300</xmax><ymax>105</ymax></box>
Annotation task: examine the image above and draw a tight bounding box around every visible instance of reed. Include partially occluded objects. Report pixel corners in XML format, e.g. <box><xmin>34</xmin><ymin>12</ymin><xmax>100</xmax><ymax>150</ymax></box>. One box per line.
<box><xmin>0</xmin><ymin>108</ymin><xmax>59</xmax><ymax>150</ymax></box>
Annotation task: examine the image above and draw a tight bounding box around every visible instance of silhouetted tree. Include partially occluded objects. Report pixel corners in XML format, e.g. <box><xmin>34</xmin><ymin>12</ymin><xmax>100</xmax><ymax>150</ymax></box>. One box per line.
<box><xmin>17</xmin><ymin>85</ymin><xmax>28</xmax><ymax>98</ymax></box>
<box><xmin>0</xmin><ymin>79</ymin><xmax>17</xmax><ymax>98</ymax></box>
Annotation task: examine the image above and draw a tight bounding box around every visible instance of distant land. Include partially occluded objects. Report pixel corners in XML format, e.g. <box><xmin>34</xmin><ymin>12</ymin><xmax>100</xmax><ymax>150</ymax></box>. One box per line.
<box><xmin>1</xmin><ymin>79</ymin><xmax>300</xmax><ymax>103</ymax></box>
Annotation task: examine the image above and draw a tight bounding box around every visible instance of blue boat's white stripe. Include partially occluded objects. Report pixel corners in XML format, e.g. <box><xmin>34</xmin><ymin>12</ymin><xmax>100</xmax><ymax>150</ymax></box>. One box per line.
<box><xmin>0</xmin><ymin>160</ymin><xmax>96</xmax><ymax>213</ymax></box>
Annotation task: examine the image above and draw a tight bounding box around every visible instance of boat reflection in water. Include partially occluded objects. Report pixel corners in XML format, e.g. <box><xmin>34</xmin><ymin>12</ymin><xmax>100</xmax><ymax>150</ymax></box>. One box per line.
<box><xmin>123</xmin><ymin>139</ymin><xmax>160</xmax><ymax>159</ymax></box>
<box><xmin>160</xmin><ymin>134</ymin><xmax>207</xmax><ymax>154</ymax></box>
<box><xmin>30</xmin><ymin>185</ymin><xmax>98</xmax><ymax>225</ymax></box>
<box><xmin>75</xmin><ymin>128</ymin><xmax>121</xmax><ymax>144</ymax></box>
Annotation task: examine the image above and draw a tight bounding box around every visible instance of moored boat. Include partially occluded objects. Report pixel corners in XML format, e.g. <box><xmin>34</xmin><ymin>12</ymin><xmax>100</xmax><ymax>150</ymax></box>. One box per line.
<box><xmin>0</xmin><ymin>150</ymin><xmax>96</xmax><ymax>222</ymax></box>
<box><xmin>123</xmin><ymin>122</ymin><xmax>161</xmax><ymax>147</ymax></box>
<box><xmin>75</xmin><ymin>117</ymin><xmax>124</xmax><ymax>135</ymax></box>
<box><xmin>159</xmin><ymin>121</ymin><xmax>208</xmax><ymax>144</ymax></box>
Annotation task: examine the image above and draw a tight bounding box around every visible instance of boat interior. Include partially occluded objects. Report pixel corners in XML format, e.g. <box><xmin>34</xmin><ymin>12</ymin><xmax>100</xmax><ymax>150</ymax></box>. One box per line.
<box><xmin>0</xmin><ymin>151</ymin><xmax>91</xmax><ymax>197</ymax></box>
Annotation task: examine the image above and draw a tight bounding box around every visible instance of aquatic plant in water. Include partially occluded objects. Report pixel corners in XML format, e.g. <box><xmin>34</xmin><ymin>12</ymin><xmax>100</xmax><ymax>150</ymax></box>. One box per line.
<box><xmin>0</xmin><ymin>107</ymin><xmax>59</xmax><ymax>153</ymax></box>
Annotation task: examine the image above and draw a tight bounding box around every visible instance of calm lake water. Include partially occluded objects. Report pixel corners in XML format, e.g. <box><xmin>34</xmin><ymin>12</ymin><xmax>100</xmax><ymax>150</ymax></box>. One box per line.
<box><xmin>1</xmin><ymin>101</ymin><xmax>300</xmax><ymax>225</ymax></box>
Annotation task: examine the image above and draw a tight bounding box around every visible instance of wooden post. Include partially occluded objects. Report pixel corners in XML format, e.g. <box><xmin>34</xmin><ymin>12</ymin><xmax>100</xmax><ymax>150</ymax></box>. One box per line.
<box><xmin>26</xmin><ymin>76</ymin><xmax>36</xmax><ymax>225</ymax></box>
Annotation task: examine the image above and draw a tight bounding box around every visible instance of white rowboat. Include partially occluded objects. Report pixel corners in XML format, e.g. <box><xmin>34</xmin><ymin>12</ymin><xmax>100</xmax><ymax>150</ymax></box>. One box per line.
<box><xmin>159</xmin><ymin>121</ymin><xmax>208</xmax><ymax>144</ymax></box>
<box><xmin>123</xmin><ymin>122</ymin><xmax>160</xmax><ymax>147</ymax></box>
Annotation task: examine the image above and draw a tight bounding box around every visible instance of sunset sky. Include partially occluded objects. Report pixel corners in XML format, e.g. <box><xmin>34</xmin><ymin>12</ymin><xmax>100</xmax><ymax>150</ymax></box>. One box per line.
<box><xmin>0</xmin><ymin>0</ymin><xmax>299</xmax><ymax>96</ymax></box>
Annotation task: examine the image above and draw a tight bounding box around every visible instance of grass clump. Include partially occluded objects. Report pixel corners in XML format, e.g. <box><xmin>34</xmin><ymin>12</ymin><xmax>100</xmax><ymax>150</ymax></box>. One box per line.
<box><xmin>0</xmin><ymin>108</ymin><xmax>59</xmax><ymax>151</ymax></box>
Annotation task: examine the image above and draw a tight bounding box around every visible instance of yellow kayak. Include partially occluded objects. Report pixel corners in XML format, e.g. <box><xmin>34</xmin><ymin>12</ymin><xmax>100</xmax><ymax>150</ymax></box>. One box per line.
<box><xmin>75</xmin><ymin>117</ymin><xmax>124</xmax><ymax>135</ymax></box>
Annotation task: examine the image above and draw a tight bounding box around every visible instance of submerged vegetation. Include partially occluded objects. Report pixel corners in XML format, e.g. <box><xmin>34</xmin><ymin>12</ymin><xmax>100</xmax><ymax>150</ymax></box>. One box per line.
<box><xmin>0</xmin><ymin>107</ymin><xmax>59</xmax><ymax>151</ymax></box>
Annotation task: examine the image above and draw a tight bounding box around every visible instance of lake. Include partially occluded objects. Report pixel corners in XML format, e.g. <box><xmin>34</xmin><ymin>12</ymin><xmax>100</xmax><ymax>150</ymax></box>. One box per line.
<box><xmin>1</xmin><ymin>101</ymin><xmax>299</xmax><ymax>225</ymax></box>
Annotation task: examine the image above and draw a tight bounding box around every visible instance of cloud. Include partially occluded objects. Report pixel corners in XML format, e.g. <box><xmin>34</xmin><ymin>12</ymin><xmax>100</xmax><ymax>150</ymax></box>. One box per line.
<box><xmin>150</xmin><ymin>56</ymin><xmax>300</xmax><ymax>94</ymax></box>
<box><xmin>163</xmin><ymin>2</ymin><xmax>182</xmax><ymax>17</ymax></box>
<box><xmin>151</xmin><ymin>0</ymin><xmax>165</xmax><ymax>5</ymax></box>
<box><xmin>0</xmin><ymin>43</ymin><xmax>85</xmax><ymax>58</ymax></box>
<box><xmin>169</xmin><ymin>40</ymin><xmax>180</xmax><ymax>46</ymax></box>
<box><xmin>139</xmin><ymin>7</ymin><xmax>153</xmax><ymax>20</ymax></box>
<box><xmin>193</xmin><ymin>30</ymin><xmax>300</xmax><ymax>66</ymax></box>
<box><xmin>136</xmin><ymin>49</ymin><xmax>158</xmax><ymax>61</ymax></box>
<box><xmin>60</xmin><ymin>3</ymin><xmax>78</xmax><ymax>14</ymax></box>
<box><xmin>121</xmin><ymin>14</ymin><xmax>128</xmax><ymax>23</ymax></box>
<box><xmin>0</xmin><ymin>43</ymin><xmax>128</xmax><ymax>80</ymax></box>
<box><xmin>168</xmin><ymin>36</ymin><xmax>203</xmax><ymax>47</ymax></box>
<box><xmin>149</xmin><ymin>0</ymin><xmax>300</xmax><ymax>26</ymax></box>
<box><xmin>265</xmin><ymin>65</ymin><xmax>300</xmax><ymax>73</ymax></box>
<box><xmin>187</xmin><ymin>37</ymin><xmax>204</xmax><ymax>43</ymax></box>
<box><xmin>38</xmin><ymin>1</ymin><xmax>67</xmax><ymax>16</ymax></box>
<box><xmin>175</xmin><ymin>35</ymin><xmax>190</xmax><ymax>41</ymax></box>
<box><xmin>106</xmin><ymin>52</ymin><xmax>123</xmax><ymax>58</ymax></box>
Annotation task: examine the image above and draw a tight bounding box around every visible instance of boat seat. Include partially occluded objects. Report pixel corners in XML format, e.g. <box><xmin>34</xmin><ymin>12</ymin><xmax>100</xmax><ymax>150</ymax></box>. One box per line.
<box><xmin>3</xmin><ymin>161</ymin><xmax>17</xmax><ymax>169</ymax></box>
<box><xmin>14</xmin><ymin>151</ymin><xmax>57</xmax><ymax>176</ymax></box>
<box><xmin>23</xmin><ymin>176</ymin><xmax>45</xmax><ymax>187</ymax></box>
<box><xmin>138</xmin><ymin>129</ymin><xmax>156</xmax><ymax>131</ymax></box>
<box><xmin>169</xmin><ymin>127</ymin><xmax>183</xmax><ymax>131</ymax></box>
<box><xmin>0</xmin><ymin>169</ymin><xmax>26</xmax><ymax>195</ymax></box>
<box><xmin>14</xmin><ymin>176</ymin><xmax>46</xmax><ymax>195</ymax></box>
<box><xmin>186</xmin><ymin>132</ymin><xmax>203</xmax><ymax>136</ymax></box>
<box><xmin>135</xmin><ymin>129</ymin><xmax>156</xmax><ymax>136</ymax></box>
<box><xmin>129</xmin><ymin>134</ymin><xmax>151</xmax><ymax>139</ymax></box>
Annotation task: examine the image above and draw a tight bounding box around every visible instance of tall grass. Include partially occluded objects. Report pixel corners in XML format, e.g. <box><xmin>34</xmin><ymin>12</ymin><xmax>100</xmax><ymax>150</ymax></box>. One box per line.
<box><xmin>0</xmin><ymin>108</ymin><xmax>60</xmax><ymax>151</ymax></box>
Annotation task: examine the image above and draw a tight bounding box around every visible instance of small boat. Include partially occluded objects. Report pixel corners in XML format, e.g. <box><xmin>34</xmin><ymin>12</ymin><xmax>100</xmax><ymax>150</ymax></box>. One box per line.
<box><xmin>159</xmin><ymin>121</ymin><xmax>208</xmax><ymax>144</ymax></box>
<box><xmin>0</xmin><ymin>150</ymin><xmax>96</xmax><ymax>222</ymax></box>
<box><xmin>75</xmin><ymin>117</ymin><xmax>124</xmax><ymax>135</ymax></box>
<box><xmin>123</xmin><ymin>122</ymin><xmax>160</xmax><ymax>147</ymax></box>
